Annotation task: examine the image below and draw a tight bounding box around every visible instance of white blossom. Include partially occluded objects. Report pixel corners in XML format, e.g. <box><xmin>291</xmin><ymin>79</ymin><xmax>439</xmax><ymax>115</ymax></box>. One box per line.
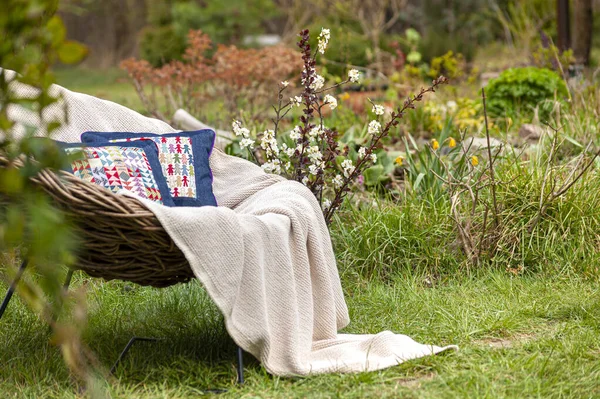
<box><xmin>367</xmin><ymin>120</ymin><xmax>381</xmax><ymax>136</ymax></box>
<box><xmin>370</xmin><ymin>153</ymin><xmax>377</xmax><ymax>163</ymax></box>
<box><xmin>307</xmin><ymin>145</ymin><xmax>323</xmax><ymax>163</ymax></box>
<box><xmin>281</xmin><ymin>81</ymin><xmax>290</xmax><ymax>88</ymax></box>
<box><xmin>302</xmin><ymin>176</ymin><xmax>309</xmax><ymax>185</ymax></box>
<box><xmin>309</xmin><ymin>125</ymin><xmax>326</xmax><ymax>139</ymax></box>
<box><xmin>261</xmin><ymin>159</ymin><xmax>281</xmax><ymax>174</ymax></box>
<box><xmin>372</xmin><ymin>104</ymin><xmax>385</xmax><ymax>116</ymax></box>
<box><xmin>341</xmin><ymin>159</ymin><xmax>355</xmax><ymax>178</ymax></box>
<box><xmin>324</xmin><ymin>94</ymin><xmax>337</xmax><ymax>110</ymax></box>
<box><xmin>332</xmin><ymin>174</ymin><xmax>344</xmax><ymax>188</ymax></box>
<box><xmin>318</xmin><ymin>28</ymin><xmax>331</xmax><ymax>54</ymax></box>
<box><xmin>322</xmin><ymin>199</ymin><xmax>332</xmax><ymax>210</ymax></box>
<box><xmin>358</xmin><ymin>147</ymin><xmax>367</xmax><ymax>158</ymax></box>
<box><xmin>348</xmin><ymin>69</ymin><xmax>361</xmax><ymax>83</ymax></box>
<box><xmin>239</xmin><ymin>138</ymin><xmax>255</xmax><ymax>150</ymax></box>
<box><xmin>289</xmin><ymin>126</ymin><xmax>302</xmax><ymax>140</ymax></box>
<box><xmin>281</xmin><ymin>143</ymin><xmax>291</xmax><ymax>156</ymax></box>
<box><xmin>308</xmin><ymin>164</ymin><xmax>320</xmax><ymax>175</ymax></box>
<box><xmin>260</xmin><ymin>129</ymin><xmax>279</xmax><ymax>158</ymax></box>
<box><xmin>232</xmin><ymin>120</ymin><xmax>250</xmax><ymax>137</ymax></box>
<box><xmin>285</xmin><ymin>147</ymin><xmax>295</xmax><ymax>157</ymax></box>
<box><xmin>311</xmin><ymin>74</ymin><xmax>325</xmax><ymax>91</ymax></box>
<box><xmin>290</xmin><ymin>96</ymin><xmax>303</xmax><ymax>107</ymax></box>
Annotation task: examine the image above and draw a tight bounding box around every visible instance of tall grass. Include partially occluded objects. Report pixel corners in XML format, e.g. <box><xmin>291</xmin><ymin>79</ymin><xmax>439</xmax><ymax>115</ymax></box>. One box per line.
<box><xmin>332</xmin><ymin>107</ymin><xmax>600</xmax><ymax>280</ymax></box>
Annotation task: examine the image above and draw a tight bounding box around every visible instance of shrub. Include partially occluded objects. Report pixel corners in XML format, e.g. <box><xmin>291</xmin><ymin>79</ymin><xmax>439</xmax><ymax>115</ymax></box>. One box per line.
<box><xmin>122</xmin><ymin>29</ymin><xmax>302</xmax><ymax>125</ymax></box>
<box><xmin>485</xmin><ymin>67</ymin><xmax>569</xmax><ymax>122</ymax></box>
<box><xmin>139</xmin><ymin>25</ymin><xmax>186</xmax><ymax>67</ymax></box>
<box><xmin>308</xmin><ymin>23</ymin><xmax>372</xmax><ymax>77</ymax></box>
<box><xmin>172</xmin><ymin>0</ymin><xmax>277</xmax><ymax>45</ymax></box>
<box><xmin>428</xmin><ymin>51</ymin><xmax>466</xmax><ymax>80</ymax></box>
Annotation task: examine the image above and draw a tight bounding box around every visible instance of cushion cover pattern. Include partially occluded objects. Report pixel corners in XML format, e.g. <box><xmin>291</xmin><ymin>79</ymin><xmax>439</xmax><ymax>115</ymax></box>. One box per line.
<box><xmin>59</xmin><ymin>140</ymin><xmax>175</xmax><ymax>206</ymax></box>
<box><xmin>81</xmin><ymin>130</ymin><xmax>216</xmax><ymax>207</ymax></box>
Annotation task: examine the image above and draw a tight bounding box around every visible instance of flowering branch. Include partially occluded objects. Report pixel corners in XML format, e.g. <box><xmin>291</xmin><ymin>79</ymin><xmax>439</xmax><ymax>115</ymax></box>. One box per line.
<box><xmin>232</xmin><ymin>28</ymin><xmax>447</xmax><ymax>226</ymax></box>
<box><xmin>323</xmin><ymin>76</ymin><xmax>448</xmax><ymax>224</ymax></box>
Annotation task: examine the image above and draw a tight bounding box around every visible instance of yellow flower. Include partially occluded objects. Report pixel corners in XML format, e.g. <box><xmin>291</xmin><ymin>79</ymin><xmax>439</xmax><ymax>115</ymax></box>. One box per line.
<box><xmin>394</xmin><ymin>156</ymin><xmax>403</xmax><ymax>166</ymax></box>
<box><xmin>340</xmin><ymin>92</ymin><xmax>351</xmax><ymax>101</ymax></box>
<box><xmin>448</xmin><ymin>137</ymin><xmax>456</xmax><ymax>148</ymax></box>
<box><xmin>471</xmin><ymin>155</ymin><xmax>479</xmax><ymax>166</ymax></box>
<box><xmin>431</xmin><ymin>139</ymin><xmax>439</xmax><ymax>150</ymax></box>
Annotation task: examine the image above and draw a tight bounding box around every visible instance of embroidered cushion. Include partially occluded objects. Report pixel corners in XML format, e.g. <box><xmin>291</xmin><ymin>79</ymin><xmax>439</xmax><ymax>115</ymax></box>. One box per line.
<box><xmin>59</xmin><ymin>140</ymin><xmax>175</xmax><ymax>206</ymax></box>
<box><xmin>81</xmin><ymin>130</ymin><xmax>216</xmax><ymax>207</ymax></box>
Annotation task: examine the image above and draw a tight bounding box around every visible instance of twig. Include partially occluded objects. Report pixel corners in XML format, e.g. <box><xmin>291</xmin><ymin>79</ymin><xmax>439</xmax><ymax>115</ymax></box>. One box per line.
<box><xmin>527</xmin><ymin>140</ymin><xmax>600</xmax><ymax>233</ymax></box>
<box><xmin>482</xmin><ymin>88</ymin><xmax>500</xmax><ymax>227</ymax></box>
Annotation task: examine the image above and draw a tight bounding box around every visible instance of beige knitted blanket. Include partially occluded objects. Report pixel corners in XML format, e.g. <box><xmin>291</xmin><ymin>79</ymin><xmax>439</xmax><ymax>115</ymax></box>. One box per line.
<box><xmin>6</xmin><ymin>71</ymin><xmax>457</xmax><ymax>376</ymax></box>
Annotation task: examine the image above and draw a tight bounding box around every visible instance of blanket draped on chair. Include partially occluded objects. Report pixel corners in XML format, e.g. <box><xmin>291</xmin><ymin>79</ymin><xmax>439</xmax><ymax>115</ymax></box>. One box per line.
<box><xmin>6</xmin><ymin>70</ymin><xmax>456</xmax><ymax>376</ymax></box>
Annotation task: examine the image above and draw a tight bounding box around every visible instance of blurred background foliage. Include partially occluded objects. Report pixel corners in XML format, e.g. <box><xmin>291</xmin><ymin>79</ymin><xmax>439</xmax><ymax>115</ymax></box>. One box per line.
<box><xmin>1</xmin><ymin>0</ymin><xmax>103</xmax><ymax>391</ymax></box>
<box><xmin>59</xmin><ymin>0</ymin><xmax>592</xmax><ymax>69</ymax></box>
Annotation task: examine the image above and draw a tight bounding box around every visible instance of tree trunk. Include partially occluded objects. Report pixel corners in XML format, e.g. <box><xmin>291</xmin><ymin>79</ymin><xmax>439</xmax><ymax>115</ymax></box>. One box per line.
<box><xmin>557</xmin><ymin>0</ymin><xmax>571</xmax><ymax>52</ymax></box>
<box><xmin>573</xmin><ymin>0</ymin><xmax>593</xmax><ymax>65</ymax></box>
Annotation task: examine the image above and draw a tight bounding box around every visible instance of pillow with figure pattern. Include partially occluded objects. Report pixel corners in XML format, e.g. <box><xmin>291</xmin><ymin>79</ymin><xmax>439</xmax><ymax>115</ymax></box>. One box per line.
<box><xmin>58</xmin><ymin>140</ymin><xmax>175</xmax><ymax>206</ymax></box>
<box><xmin>81</xmin><ymin>129</ymin><xmax>216</xmax><ymax>207</ymax></box>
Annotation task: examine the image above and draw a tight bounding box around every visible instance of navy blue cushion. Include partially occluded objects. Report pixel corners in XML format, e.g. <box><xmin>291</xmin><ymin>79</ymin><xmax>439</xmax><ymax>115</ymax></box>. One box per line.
<box><xmin>58</xmin><ymin>140</ymin><xmax>175</xmax><ymax>207</ymax></box>
<box><xmin>81</xmin><ymin>130</ymin><xmax>217</xmax><ymax>207</ymax></box>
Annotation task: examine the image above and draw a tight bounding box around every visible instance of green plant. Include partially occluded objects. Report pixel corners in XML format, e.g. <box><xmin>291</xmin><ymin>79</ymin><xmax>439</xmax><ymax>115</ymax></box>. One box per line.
<box><xmin>308</xmin><ymin>22</ymin><xmax>372</xmax><ymax>77</ymax></box>
<box><xmin>531</xmin><ymin>44</ymin><xmax>574</xmax><ymax>72</ymax></box>
<box><xmin>0</xmin><ymin>0</ymin><xmax>97</xmax><ymax>389</ymax></box>
<box><xmin>494</xmin><ymin>0</ymin><xmax>556</xmax><ymax>54</ymax></box>
<box><xmin>404</xmin><ymin>28</ymin><xmax>422</xmax><ymax>65</ymax></box>
<box><xmin>139</xmin><ymin>25</ymin><xmax>186</xmax><ymax>67</ymax></box>
<box><xmin>428</xmin><ymin>51</ymin><xmax>466</xmax><ymax>80</ymax></box>
<box><xmin>402</xmin><ymin>120</ymin><xmax>468</xmax><ymax>201</ymax></box>
<box><xmin>485</xmin><ymin>67</ymin><xmax>569</xmax><ymax>122</ymax></box>
<box><xmin>138</xmin><ymin>0</ymin><xmax>185</xmax><ymax>67</ymax></box>
<box><xmin>419</xmin><ymin>0</ymin><xmax>495</xmax><ymax>62</ymax></box>
<box><xmin>172</xmin><ymin>0</ymin><xmax>277</xmax><ymax>45</ymax></box>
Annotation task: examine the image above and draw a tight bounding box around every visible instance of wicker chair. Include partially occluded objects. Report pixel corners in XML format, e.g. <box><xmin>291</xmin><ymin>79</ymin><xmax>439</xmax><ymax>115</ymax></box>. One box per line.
<box><xmin>0</xmin><ymin>155</ymin><xmax>244</xmax><ymax>385</ymax></box>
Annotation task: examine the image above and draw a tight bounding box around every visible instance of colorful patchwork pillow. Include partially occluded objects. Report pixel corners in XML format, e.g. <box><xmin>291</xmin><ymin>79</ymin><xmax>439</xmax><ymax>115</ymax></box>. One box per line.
<box><xmin>59</xmin><ymin>140</ymin><xmax>175</xmax><ymax>206</ymax></box>
<box><xmin>81</xmin><ymin>130</ymin><xmax>216</xmax><ymax>207</ymax></box>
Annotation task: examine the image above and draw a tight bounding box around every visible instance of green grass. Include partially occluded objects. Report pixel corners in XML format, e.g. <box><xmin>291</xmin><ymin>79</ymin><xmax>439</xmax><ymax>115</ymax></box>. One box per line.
<box><xmin>5</xmin><ymin>65</ymin><xmax>596</xmax><ymax>398</ymax></box>
<box><xmin>1</xmin><ymin>269</ymin><xmax>599</xmax><ymax>398</ymax></box>
<box><xmin>54</xmin><ymin>68</ymin><xmax>144</xmax><ymax>114</ymax></box>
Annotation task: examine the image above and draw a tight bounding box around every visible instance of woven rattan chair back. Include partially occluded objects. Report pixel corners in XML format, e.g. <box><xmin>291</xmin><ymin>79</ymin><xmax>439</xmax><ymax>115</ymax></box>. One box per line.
<box><xmin>1</xmin><ymin>155</ymin><xmax>194</xmax><ymax>288</ymax></box>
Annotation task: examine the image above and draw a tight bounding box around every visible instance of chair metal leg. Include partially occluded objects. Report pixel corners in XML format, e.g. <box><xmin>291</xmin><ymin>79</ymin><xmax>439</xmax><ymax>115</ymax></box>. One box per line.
<box><xmin>4</xmin><ymin>262</ymin><xmax>244</xmax><ymax>390</ymax></box>
<box><xmin>236</xmin><ymin>346</ymin><xmax>244</xmax><ymax>385</ymax></box>
<box><xmin>0</xmin><ymin>259</ymin><xmax>28</xmax><ymax>320</ymax></box>
<box><xmin>49</xmin><ymin>269</ymin><xmax>75</xmax><ymax>326</ymax></box>
<box><xmin>110</xmin><ymin>337</ymin><xmax>161</xmax><ymax>375</ymax></box>
<box><xmin>63</xmin><ymin>269</ymin><xmax>74</xmax><ymax>291</ymax></box>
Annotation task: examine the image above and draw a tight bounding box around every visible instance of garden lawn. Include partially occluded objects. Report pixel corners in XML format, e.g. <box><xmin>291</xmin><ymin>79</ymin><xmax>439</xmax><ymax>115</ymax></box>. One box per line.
<box><xmin>54</xmin><ymin>68</ymin><xmax>145</xmax><ymax>114</ymax></box>
<box><xmin>7</xmin><ymin>66</ymin><xmax>596</xmax><ymax>398</ymax></box>
<box><xmin>1</xmin><ymin>268</ymin><xmax>599</xmax><ymax>398</ymax></box>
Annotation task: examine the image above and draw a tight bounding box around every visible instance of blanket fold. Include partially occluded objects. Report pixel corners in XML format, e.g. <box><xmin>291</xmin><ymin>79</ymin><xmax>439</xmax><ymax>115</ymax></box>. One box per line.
<box><xmin>6</xmin><ymin>72</ymin><xmax>457</xmax><ymax>376</ymax></box>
